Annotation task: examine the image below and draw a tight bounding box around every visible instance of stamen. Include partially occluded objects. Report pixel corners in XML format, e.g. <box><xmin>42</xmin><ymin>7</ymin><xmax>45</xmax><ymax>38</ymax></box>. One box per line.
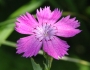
<box><xmin>33</xmin><ymin>23</ymin><xmax>57</xmax><ymax>41</ymax></box>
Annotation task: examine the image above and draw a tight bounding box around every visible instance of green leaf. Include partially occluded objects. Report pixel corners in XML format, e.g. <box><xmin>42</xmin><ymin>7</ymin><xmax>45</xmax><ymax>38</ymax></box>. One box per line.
<box><xmin>31</xmin><ymin>58</ymin><xmax>42</xmax><ymax>70</ymax></box>
<box><xmin>43</xmin><ymin>62</ymin><xmax>48</xmax><ymax>70</ymax></box>
<box><xmin>0</xmin><ymin>0</ymin><xmax>45</xmax><ymax>45</ymax></box>
<box><xmin>2</xmin><ymin>40</ymin><xmax>16</xmax><ymax>48</ymax></box>
<box><xmin>0</xmin><ymin>19</ymin><xmax>15</xmax><ymax>27</ymax></box>
<box><xmin>78</xmin><ymin>64</ymin><xmax>90</xmax><ymax>70</ymax></box>
<box><xmin>0</xmin><ymin>24</ymin><xmax>14</xmax><ymax>45</ymax></box>
<box><xmin>10</xmin><ymin>0</ymin><xmax>45</xmax><ymax>18</ymax></box>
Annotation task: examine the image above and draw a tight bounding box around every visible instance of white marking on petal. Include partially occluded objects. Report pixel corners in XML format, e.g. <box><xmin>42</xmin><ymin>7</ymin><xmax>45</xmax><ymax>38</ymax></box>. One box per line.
<box><xmin>33</xmin><ymin>23</ymin><xmax>57</xmax><ymax>41</ymax></box>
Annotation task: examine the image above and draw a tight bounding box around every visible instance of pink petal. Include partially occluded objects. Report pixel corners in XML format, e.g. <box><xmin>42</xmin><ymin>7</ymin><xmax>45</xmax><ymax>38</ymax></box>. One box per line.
<box><xmin>56</xmin><ymin>15</ymin><xmax>80</xmax><ymax>28</ymax></box>
<box><xmin>16</xmin><ymin>35</ymin><xmax>42</xmax><ymax>57</ymax></box>
<box><xmin>15</xmin><ymin>22</ymin><xmax>33</xmax><ymax>34</ymax></box>
<box><xmin>49</xmin><ymin>8</ymin><xmax>62</xmax><ymax>24</ymax></box>
<box><xmin>36</xmin><ymin>6</ymin><xmax>51</xmax><ymax>24</ymax></box>
<box><xmin>36</xmin><ymin>6</ymin><xmax>62</xmax><ymax>24</ymax></box>
<box><xmin>15</xmin><ymin>12</ymin><xmax>38</xmax><ymax>34</ymax></box>
<box><xmin>55</xmin><ymin>24</ymin><xmax>81</xmax><ymax>37</ymax></box>
<box><xmin>25</xmin><ymin>12</ymin><xmax>38</xmax><ymax>26</ymax></box>
<box><xmin>43</xmin><ymin>36</ymin><xmax>69</xmax><ymax>59</ymax></box>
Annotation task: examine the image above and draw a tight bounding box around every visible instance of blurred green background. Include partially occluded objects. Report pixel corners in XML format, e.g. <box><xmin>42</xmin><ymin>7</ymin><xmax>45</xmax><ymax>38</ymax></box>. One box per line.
<box><xmin>0</xmin><ymin>0</ymin><xmax>90</xmax><ymax>70</ymax></box>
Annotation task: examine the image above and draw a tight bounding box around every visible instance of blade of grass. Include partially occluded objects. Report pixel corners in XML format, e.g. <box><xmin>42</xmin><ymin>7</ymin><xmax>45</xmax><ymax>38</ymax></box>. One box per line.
<box><xmin>1</xmin><ymin>40</ymin><xmax>90</xmax><ymax>66</ymax></box>
<box><xmin>9</xmin><ymin>0</ymin><xmax>45</xmax><ymax>18</ymax></box>
<box><xmin>0</xmin><ymin>24</ymin><xmax>14</xmax><ymax>45</ymax></box>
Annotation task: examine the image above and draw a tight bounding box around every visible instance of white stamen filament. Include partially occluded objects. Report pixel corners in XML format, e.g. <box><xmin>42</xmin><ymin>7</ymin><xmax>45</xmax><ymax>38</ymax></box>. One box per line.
<box><xmin>33</xmin><ymin>23</ymin><xmax>57</xmax><ymax>41</ymax></box>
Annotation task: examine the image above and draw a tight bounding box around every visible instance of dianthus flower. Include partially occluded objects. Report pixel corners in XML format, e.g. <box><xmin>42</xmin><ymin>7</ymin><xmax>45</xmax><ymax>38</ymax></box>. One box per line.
<box><xmin>15</xmin><ymin>6</ymin><xmax>81</xmax><ymax>59</ymax></box>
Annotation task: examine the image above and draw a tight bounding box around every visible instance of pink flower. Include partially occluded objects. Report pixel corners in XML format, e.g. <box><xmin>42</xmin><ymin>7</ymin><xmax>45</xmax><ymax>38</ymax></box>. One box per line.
<box><xmin>15</xmin><ymin>6</ymin><xmax>81</xmax><ymax>59</ymax></box>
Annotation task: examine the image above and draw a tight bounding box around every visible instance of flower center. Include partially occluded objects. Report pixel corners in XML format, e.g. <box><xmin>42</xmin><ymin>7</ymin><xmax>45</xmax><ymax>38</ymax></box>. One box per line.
<box><xmin>33</xmin><ymin>23</ymin><xmax>57</xmax><ymax>41</ymax></box>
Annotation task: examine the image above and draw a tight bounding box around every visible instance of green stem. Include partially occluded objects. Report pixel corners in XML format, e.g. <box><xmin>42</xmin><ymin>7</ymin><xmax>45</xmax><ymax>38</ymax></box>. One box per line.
<box><xmin>2</xmin><ymin>40</ymin><xmax>90</xmax><ymax>66</ymax></box>
<box><xmin>44</xmin><ymin>53</ymin><xmax>53</xmax><ymax>70</ymax></box>
<box><xmin>46</xmin><ymin>55</ymin><xmax>53</xmax><ymax>70</ymax></box>
<box><xmin>1</xmin><ymin>40</ymin><xmax>16</xmax><ymax>47</ymax></box>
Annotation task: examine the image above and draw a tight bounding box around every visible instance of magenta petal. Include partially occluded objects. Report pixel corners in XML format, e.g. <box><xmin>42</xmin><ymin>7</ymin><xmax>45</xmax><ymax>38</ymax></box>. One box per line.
<box><xmin>15</xmin><ymin>6</ymin><xmax>81</xmax><ymax>59</ymax></box>
<box><xmin>36</xmin><ymin>6</ymin><xmax>51</xmax><ymax>24</ymax></box>
<box><xmin>25</xmin><ymin>12</ymin><xmax>38</xmax><ymax>26</ymax></box>
<box><xmin>43</xmin><ymin>36</ymin><xmax>69</xmax><ymax>59</ymax></box>
<box><xmin>49</xmin><ymin>8</ymin><xmax>62</xmax><ymax>24</ymax></box>
<box><xmin>15</xmin><ymin>12</ymin><xmax>38</xmax><ymax>34</ymax></box>
<box><xmin>15</xmin><ymin>22</ymin><xmax>33</xmax><ymax>34</ymax></box>
<box><xmin>36</xmin><ymin>6</ymin><xmax>62</xmax><ymax>24</ymax></box>
<box><xmin>56</xmin><ymin>15</ymin><xmax>80</xmax><ymax>28</ymax></box>
<box><xmin>55</xmin><ymin>24</ymin><xmax>81</xmax><ymax>37</ymax></box>
<box><xmin>16</xmin><ymin>35</ymin><xmax>42</xmax><ymax>57</ymax></box>
<box><xmin>43</xmin><ymin>39</ymin><xmax>59</xmax><ymax>59</ymax></box>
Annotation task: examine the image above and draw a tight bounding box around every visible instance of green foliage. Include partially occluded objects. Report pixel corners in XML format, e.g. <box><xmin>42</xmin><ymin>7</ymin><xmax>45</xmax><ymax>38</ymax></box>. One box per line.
<box><xmin>0</xmin><ymin>0</ymin><xmax>45</xmax><ymax>45</ymax></box>
<box><xmin>31</xmin><ymin>58</ymin><xmax>42</xmax><ymax>70</ymax></box>
<box><xmin>9</xmin><ymin>0</ymin><xmax>45</xmax><ymax>18</ymax></box>
<box><xmin>0</xmin><ymin>24</ymin><xmax>14</xmax><ymax>45</ymax></box>
<box><xmin>0</xmin><ymin>0</ymin><xmax>90</xmax><ymax>70</ymax></box>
